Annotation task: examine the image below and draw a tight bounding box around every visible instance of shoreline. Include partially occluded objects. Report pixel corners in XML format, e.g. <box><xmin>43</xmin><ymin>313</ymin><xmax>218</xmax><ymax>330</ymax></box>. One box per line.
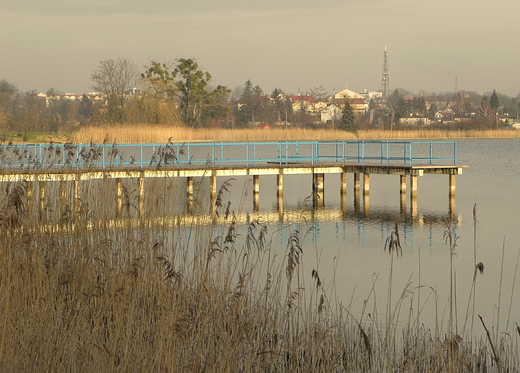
<box><xmin>4</xmin><ymin>127</ymin><xmax>520</xmax><ymax>144</ymax></box>
<box><xmin>69</xmin><ymin>126</ymin><xmax>520</xmax><ymax>144</ymax></box>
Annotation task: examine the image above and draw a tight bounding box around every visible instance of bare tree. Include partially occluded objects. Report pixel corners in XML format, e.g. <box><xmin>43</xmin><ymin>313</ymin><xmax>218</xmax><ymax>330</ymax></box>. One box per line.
<box><xmin>308</xmin><ymin>86</ymin><xmax>329</xmax><ymax>102</ymax></box>
<box><xmin>91</xmin><ymin>58</ymin><xmax>138</xmax><ymax>123</ymax></box>
<box><xmin>479</xmin><ymin>96</ymin><xmax>494</xmax><ymax>126</ymax></box>
<box><xmin>453</xmin><ymin>91</ymin><xmax>469</xmax><ymax>116</ymax></box>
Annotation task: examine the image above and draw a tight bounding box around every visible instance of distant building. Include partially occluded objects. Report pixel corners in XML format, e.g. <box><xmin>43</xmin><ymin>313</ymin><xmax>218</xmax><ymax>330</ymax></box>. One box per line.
<box><xmin>332</xmin><ymin>88</ymin><xmax>367</xmax><ymax>113</ymax></box>
<box><xmin>399</xmin><ymin>116</ymin><xmax>432</xmax><ymax>126</ymax></box>
<box><xmin>320</xmin><ymin>87</ymin><xmax>367</xmax><ymax>124</ymax></box>
<box><xmin>34</xmin><ymin>92</ymin><xmax>104</xmax><ymax>107</ymax></box>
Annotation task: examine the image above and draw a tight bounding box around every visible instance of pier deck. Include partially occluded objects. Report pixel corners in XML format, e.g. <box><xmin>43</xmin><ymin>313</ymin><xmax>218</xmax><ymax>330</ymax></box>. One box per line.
<box><xmin>0</xmin><ymin>140</ymin><xmax>467</xmax><ymax>217</ymax></box>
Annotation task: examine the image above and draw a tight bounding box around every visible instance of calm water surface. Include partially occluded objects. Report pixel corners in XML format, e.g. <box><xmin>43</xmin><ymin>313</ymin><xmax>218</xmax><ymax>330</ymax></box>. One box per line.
<box><xmin>219</xmin><ymin>138</ymin><xmax>520</xmax><ymax>338</ymax></box>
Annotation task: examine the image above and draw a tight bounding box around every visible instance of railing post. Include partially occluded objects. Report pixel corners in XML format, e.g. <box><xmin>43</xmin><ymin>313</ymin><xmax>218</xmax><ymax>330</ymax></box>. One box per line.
<box><xmin>361</xmin><ymin>141</ymin><xmax>365</xmax><ymax>165</ymax></box>
<box><xmin>454</xmin><ymin>142</ymin><xmax>457</xmax><ymax>165</ymax></box>
<box><xmin>430</xmin><ymin>141</ymin><xmax>433</xmax><ymax>165</ymax></box>
<box><xmin>140</xmin><ymin>144</ymin><xmax>144</xmax><ymax>168</ymax></box>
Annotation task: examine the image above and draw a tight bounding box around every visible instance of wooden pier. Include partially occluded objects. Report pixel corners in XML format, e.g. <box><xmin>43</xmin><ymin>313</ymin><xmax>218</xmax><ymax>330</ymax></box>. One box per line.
<box><xmin>0</xmin><ymin>162</ymin><xmax>466</xmax><ymax>219</ymax></box>
<box><xmin>0</xmin><ymin>140</ymin><xmax>467</xmax><ymax>219</ymax></box>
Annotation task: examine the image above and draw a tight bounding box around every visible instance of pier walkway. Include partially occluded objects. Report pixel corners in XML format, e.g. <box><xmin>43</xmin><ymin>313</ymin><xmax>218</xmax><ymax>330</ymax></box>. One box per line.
<box><xmin>0</xmin><ymin>140</ymin><xmax>467</xmax><ymax>217</ymax></box>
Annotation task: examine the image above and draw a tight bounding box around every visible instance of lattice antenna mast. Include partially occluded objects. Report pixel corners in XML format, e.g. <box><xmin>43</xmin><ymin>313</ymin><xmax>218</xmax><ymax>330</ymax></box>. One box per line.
<box><xmin>381</xmin><ymin>46</ymin><xmax>390</xmax><ymax>98</ymax></box>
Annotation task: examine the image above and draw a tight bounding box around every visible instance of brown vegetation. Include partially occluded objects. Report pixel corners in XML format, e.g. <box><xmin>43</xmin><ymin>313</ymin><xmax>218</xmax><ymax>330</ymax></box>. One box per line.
<box><xmin>69</xmin><ymin>125</ymin><xmax>520</xmax><ymax>144</ymax></box>
<box><xmin>0</xmin><ymin>175</ymin><xmax>517</xmax><ymax>371</ymax></box>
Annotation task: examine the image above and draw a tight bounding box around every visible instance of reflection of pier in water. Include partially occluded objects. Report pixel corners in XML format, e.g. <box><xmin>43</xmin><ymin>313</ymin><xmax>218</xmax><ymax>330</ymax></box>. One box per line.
<box><xmin>38</xmin><ymin>207</ymin><xmax>458</xmax><ymax>239</ymax></box>
<box><xmin>71</xmin><ymin>207</ymin><xmax>459</xmax><ymax>231</ymax></box>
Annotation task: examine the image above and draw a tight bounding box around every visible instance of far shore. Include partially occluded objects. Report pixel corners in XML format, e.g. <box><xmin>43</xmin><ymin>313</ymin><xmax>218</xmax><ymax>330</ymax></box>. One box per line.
<box><xmin>5</xmin><ymin>126</ymin><xmax>520</xmax><ymax>144</ymax></box>
<box><xmin>69</xmin><ymin>125</ymin><xmax>520</xmax><ymax>144</ymax></box>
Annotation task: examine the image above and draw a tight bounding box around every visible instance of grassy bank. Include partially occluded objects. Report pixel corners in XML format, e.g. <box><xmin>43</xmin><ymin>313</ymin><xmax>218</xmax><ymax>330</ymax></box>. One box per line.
<box><xmin>0</xmin><ymin>177</ymin><xmax>517</xmax><ymax>371</ymax></box>
<box><xmin>69</xmin><ymin>125</ymin><xmax>520</xmax><ymax>144</ymax></box>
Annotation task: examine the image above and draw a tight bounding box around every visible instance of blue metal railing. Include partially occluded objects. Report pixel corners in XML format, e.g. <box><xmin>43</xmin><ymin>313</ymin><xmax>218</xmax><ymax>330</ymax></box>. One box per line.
<box><xmin>0</xmin><ymin>140</ymin><xmax>457</xmax><ymax>171</ymax></box>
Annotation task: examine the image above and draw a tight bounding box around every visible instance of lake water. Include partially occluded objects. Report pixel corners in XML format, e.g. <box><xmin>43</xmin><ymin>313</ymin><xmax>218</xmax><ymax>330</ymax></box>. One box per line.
<box><xmin>210</xmin><ymin>138</ymin><xmax>520</xmax><ymax>340</ymax></box>
<box><xmin>24</xmin><ymin>138</ymin><xmax>518</xmax><ymax>340</ymax></box>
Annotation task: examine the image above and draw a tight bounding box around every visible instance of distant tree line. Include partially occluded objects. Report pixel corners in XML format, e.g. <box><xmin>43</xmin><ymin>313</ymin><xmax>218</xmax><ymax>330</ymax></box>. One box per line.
<box><xmin>0</xmin><ymin>57</ymin><xmax>519</xmax><ymax>133</ymax></box>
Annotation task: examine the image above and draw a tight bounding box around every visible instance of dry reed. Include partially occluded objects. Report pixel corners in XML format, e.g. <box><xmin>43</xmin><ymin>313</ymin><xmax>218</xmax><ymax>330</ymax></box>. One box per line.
<box><xmin>69</xmin><ymin>125</ymin><xmax>520</xmax><ymax>144</ymax></box>
<box><xmin>0</xmin><ymin>170</ymin><xmax>518</xmax><ymax>371</ymax></box>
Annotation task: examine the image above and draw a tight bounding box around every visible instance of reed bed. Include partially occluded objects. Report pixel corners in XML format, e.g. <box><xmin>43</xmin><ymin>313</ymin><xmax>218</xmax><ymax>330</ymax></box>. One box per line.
<box><xmin>0</xmin><ymin>174</ymin><xmax>518</xmax><ymax>371</ymax></box>
<box><xmin>69</xmin><ymin>125</ymin><xmax>520</xmax><ymax>144</ymax></box>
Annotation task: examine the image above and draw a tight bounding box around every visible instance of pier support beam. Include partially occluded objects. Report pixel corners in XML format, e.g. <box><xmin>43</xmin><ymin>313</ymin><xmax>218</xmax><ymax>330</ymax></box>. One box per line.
<box><xmin>354</xmin><ymin>173</ymin><xmax>361</xmax><ymax>212</ymax></box>
<box><xmin>26</xmin><ymin>181</ymin><xmax>34</xmax><ymax>219</ymax></box>
<box><xmin>253</xmin><ymin>175</ymin><xmax>260</xmax><ymax>212</ymax></box>
<box><xmin>400</xmin><ymin>175</ymin><xmax>407</xmax><ymax>214</ymax></box>
<box><xmin>186</xmin><ymin>177</ymin><xmax>194</xmax><ymax>214</ymax></box>
<box><xmin>340</xmin><ymin>172</ymin><xmax>347</xmax><ymax>214</ymax></box>
<box><xmin>449</xmin><ymin>174</ymin><xmax>456</xmax><ymax>217</ymax></box>
<box><xmin>60</xmin><ymin>180</ymin><xmax>67</xmax><ymax>214</ymax></box>
<box><xmin>363</xmin><ymin>173</ymin><xmax>370</xmax><ymax>213</ymax></box>
<box><xmin>39</xmin><ymin>181</ymin><xmax>46</xmax><ymax>219</ymax></box>
<box><xmin>410</xmin><ymin>175</ymin><xmax>418</xmax><ymax>217</ymax></box>
<box><xmin>210</xmin><ymin>175</ymin><xmax>217</xmax><ymax>217</ymax></box>
<box><xmin>277</xmin><ymin>173</ymin><xmax>284</xmax><ymax>214</ymax></box>
<box><xmin>116</xmin><ymin>178</ymin><xmax>123</xmax><ymax>216</ymax></box>
<box><xmin>73</xmin><ymin>177</ymin><xmax>80</xmax><ymax>216</ymax></box>
<box><xmin>313</xmin><ymin>173</ymin><xmax>324</xmax><ymax>208</ymax></box>
<box><xmin>138</xmin><ymin>175</ymin><xmax>145</xmax><ymax>217</ymax></box>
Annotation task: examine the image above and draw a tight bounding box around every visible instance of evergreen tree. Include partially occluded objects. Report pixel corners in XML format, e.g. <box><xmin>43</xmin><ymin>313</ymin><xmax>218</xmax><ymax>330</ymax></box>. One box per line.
<box><xmin>427</xmin><ymin>102</ymin><xmax>438</xmax><ymax>122</ymax></box>
<box><xmin>490</xmin><ymin>89</ymin><xmax>499</xmax><ymax>111</ymax></box>
<box><xmin>78</xmin><ymin>94</ymin><xmax>93</xmax><ymax>120</ymax></box>
<box><xmin>339</xmin><ymin>97</ymin><xmax>356</xmax><ymax>132</ymax></box>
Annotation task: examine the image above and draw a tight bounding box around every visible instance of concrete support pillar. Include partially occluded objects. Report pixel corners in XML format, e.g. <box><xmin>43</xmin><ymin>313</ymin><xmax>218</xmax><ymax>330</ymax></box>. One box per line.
<box><xmin>313</xmin><ymin>173</ymin><xmax>324</xmax><ymax>208</ymax></box>
<box><xmin>363</xmin><ymin>173</ymin><xmax>370</xmax><ymax>213</ymax></box>
<box><xmin>39</xmin><ymin>180</ymin><xmax>46</xmax><ymax>219</ymax></box>
<box><xmin>60</xmin><ymin>180</ymin><xmax>67</xmax><ymax>213</ymax></box>
<box><xmin>26</xmin><ymin>180</ymin><xmax>34</xmax><ymax>219</ymax></box>
<box><xmin>210</xmin><ymin>175</ymin><xmax>217</xmax><ymax>217</ymax></box>
<box><xmin>186</xmin><ymin>176</ymin><xmax>193</xmax><ymax>214</ymax></box>
<box><xmin>116</xmin><ymin>178</ymin><xmax>123</xmax><ymax>216</ymax></box>
<box><xmin>449</xmin><ymin>174</ymin><xmax>456</xmax><ymax>217</ymax></box>
<box><xmin>73</xmin><ymin>177</ymin><xmax>80</xmax><ymax>216</ymax></box>
<box><xmin>354</xmin><ymin>173</ymin><xmax>361</xmax><ymax>193</ymax></box>
<box><xmin>253</xmin><ymin>175</ymin><xmax>260</xmax><ymax>212</ymax></box>
<box><xmin>340</xmin><ymin>172</ymin><xmax>347</xmax><ymax>214</ymax></box>
<box><xmin>277</xmin><ymin>173</ymin><xmax>283</xmax><ymax>214</ymax></box>
<box><xmin>138</xmin><ymin>175</ymin><xmax>145</xmax><ymax>217</ymax></box>
<box><xmin>354</xmin><ymin>173</ymin><xmax>361</xmax><ymax>212</ymax></box>
<box><xmin>400</xmin><ymin>175</ymin><xmax>407</xmax><ymax>214</ymax></box>
<box><xmin>410</xmin><ymin>175</ymin><xmax>418</xmax><ymax>217</ymax></box>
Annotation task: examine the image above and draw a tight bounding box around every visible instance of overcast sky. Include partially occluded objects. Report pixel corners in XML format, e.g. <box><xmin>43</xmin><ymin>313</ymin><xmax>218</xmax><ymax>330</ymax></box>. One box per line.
<box><xmin>1</xmin><ymin>0</ymin><xmax>519</xmax><ymax>97</ymax></box>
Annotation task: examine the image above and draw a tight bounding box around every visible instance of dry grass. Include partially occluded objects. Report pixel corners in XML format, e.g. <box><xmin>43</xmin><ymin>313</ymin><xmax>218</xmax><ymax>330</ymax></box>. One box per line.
<box><xmin>69</xmin><ymin>125</ymin><xmax>520</xmax><ymax>144</ymax></box>
<box><xmin>0</xmin><ymin>174</ymin><xmax>518</xmax><ymax>371</ymax></box>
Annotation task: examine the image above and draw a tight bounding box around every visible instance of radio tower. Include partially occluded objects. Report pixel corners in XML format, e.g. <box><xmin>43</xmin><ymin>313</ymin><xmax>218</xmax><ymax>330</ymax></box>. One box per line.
<box><xmin>381</xmin><ymin>46</ymin><xmax>390</xmax><ymax>98</ymax></box>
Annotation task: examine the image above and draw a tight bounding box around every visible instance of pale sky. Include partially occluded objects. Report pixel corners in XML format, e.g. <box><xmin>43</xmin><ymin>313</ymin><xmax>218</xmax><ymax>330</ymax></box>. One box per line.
<box><xmin>1</xmin><ymin>0</ymin><xmax>519</xmax><ymax>97</ymax></box>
